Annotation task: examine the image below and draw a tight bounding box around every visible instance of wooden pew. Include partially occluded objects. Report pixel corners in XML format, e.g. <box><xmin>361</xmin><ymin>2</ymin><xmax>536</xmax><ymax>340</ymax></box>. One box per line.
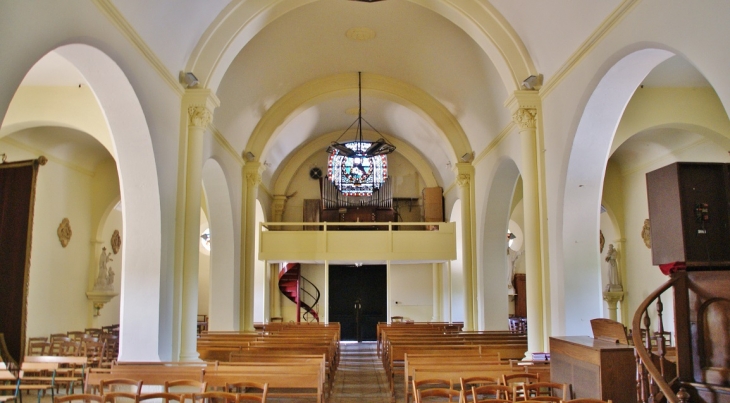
<box><xmin>84</xmin><ymin>365</ymin><xmax>205</xmax><ymax>394</ymax></box>
<box><xmin>205</xmin><ymin>363</ymin><xmax>324</xmax><ymax>403</ymax></box>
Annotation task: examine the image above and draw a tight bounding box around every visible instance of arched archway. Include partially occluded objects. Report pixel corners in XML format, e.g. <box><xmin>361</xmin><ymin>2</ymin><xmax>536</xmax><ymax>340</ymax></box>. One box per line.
<box><xmin>50</xmin><ymin>44</ymin><xmax>163</xmax><ymax>360</ymax></box>
<box><xmin>560</xmin><ymin>48</ymin><xmax>675</xmax><ymax>335</ymax></box>
<box><xmin>480</xmin><ymin>159</ymin><xmax>520</xmax><ymax>330</ymax></box>
<box><xmin>202</xmin><ymin>159</ymin><xmax>238</xmax><ymax>331</ymax></box>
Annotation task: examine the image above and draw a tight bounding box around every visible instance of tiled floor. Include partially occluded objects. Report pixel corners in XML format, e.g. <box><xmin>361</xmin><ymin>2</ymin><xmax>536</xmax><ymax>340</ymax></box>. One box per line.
<box><xmin>265</xmin><ymin>341</ymin><xmax>391</xmax><ymax>403</ymax></box>
<box><xmin>327</xmin><ymin>341</ymin><xmax>390</xmax><ymax>403</ymax></box>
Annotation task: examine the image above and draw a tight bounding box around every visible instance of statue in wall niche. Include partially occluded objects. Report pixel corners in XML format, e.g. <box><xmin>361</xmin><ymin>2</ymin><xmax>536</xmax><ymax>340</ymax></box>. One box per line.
<box><xmin>93</xmin><ymin>247</ymin><xmax>113</xmax><ymax>291</ymax></box>
<box><xmin>605</xmin><ymin>244</ymin><xmax>622</xmax><ymax>292</ymax></box>
<box><xmin>507</xmin><ymin>247</ymin><xmax>523</xmax><ymax>291</ymax></box>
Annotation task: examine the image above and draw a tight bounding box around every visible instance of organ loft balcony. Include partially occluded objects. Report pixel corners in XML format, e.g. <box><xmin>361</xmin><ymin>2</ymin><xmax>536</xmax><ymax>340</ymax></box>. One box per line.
<box><xmin>257</xmin><ymin>220</ymin><xmax>456</xmax><ymax>263</ymax></box>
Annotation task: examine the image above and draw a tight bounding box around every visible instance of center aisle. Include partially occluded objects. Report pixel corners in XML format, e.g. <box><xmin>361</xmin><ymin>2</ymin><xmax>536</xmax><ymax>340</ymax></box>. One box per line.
<box><xmin>329</xmin><ymin>341</ymin><xmax>391</xmax><ymax>403</ymax></box>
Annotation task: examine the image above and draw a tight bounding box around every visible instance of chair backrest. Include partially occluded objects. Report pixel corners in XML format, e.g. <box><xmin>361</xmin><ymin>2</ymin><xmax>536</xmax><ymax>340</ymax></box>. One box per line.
<box><xmin>471</xmin><ymin>385</ymin><xmax>513</xmax><ymax>402</ymax></box>
<box><xmin>192</xmin><ymin>392</ymin><xmax>237</xmax><ymax>403</ymax></box>
<box><xmin>27</xmin><ymin>341</ymin><xmax>51</xmax><ymax>356</ymax></box>
<box><xmin>59</xmin><ymin>341</ymin><xmax>83</xmax><ymax>357</ymax></box>
<box><xmin>225</xmin><ymin>381</ymin><xmax>267</xmax><ymax>399</ymax></box>
<box><xmin>54</xmin><ymin>394</ymin><xmax>105</xmax><ymax>403</ymax></box>
<box><xmin>520</xmin><ymin>382</ymin><xmax>569</xmax><ymax>401</ymax></box>
<box><xmin>99</xmin><ymin>379</ymin><xmax>143</xmax><ymax>395</ymax></box>
<box><xmin>562</xmin><ymin>399</ymin><xmax>612</xmax><ymax>403</ymax></box>
<box><xmin>502</xmin><ymin>373</ymin><xmax>539</xmax><ymax>387</ymax></box>
<box><xmin>417</xmin><ymin>388</ymin><xmax>464</xmax><ymax>403</ymax></box>
<box><xmin>102</xmin><ymin>392</ymin><xmax>138</xmax><ymax>403</ymax></box>
<box><xmin>460</xmin><ymin>376</ymin><xmax>500</xmax><ymax>393</ymax></box>
<box><xmin>138</xmin><ymin>393</ymin><xmax>185</xmax><ymax>403</ymax></box>
<box><xmin>164</xmin><ymin>379</ymin><xmax>207</xmax><ymax>395</ymax></box>
<box><xmin>235</xmin><ymin>395</ymin><xmax>265</xmax><ymax>403</ymax></box>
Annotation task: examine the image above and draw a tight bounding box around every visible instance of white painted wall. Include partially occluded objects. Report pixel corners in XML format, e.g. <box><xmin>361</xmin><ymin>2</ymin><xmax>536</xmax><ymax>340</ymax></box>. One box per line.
<box><xmin>390</xmin><ymin>263</ymin><xmax>433</xmax><ymax>321</ymax></box>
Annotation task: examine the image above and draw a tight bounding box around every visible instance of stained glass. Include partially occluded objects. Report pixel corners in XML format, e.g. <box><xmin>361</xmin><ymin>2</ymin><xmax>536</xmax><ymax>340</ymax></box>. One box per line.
<box><xmin>327</xmin><ymin>141</ymin><xmax>388</xmax><ymax>196</ymax></box>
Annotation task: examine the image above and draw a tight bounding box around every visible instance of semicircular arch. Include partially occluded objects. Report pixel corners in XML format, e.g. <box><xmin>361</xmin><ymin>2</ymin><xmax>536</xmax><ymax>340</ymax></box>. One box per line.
<box><xmin>187</xmin><ymin>0</ymin><xmax>533</xmax><ymax>94</ymax></box>
<box><xmin>248</xmin><ymin>73</ymin><xmax>471</xmax><ymax>166</ymax></box>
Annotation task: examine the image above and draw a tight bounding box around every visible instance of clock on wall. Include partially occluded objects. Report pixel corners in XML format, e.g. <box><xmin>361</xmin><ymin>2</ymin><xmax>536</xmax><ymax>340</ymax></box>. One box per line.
<box><xmin>309</xmin><ymin>167</ymin><xmax>323</xmax><ymax>180</ymax></box>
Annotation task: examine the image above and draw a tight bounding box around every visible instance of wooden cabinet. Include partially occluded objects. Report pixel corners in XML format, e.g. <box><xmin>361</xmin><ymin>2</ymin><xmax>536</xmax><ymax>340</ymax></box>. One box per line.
<box><xmin>514</xmin><ymin>273</ymin><xmax>526</xmax><ymax>318</ymax></box>
<box><xmin>550</xmin><ymin>336</ymin><xmax>636</xmax><ymax>403</ymax></box>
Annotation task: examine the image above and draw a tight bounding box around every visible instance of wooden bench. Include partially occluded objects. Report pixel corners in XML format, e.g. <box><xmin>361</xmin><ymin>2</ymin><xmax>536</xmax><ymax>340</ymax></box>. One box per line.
<box><xmin>22</xmin><ymin>356</ymin><xmax>87</xmax><ymax>393</ymax></box>
<box><xmin>85</xmin><ymin>365</ymin><xmax>205</xmax><ymax>394</ymax></box>
<box><xmin>205</xmin><ymin>363</ymin><xmax>324</xmax><ymax>403</ymax></box>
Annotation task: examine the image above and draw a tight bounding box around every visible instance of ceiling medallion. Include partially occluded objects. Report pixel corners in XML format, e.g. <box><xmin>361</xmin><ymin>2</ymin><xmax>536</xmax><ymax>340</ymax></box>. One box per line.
<box><xmin>346</xmin><ymin>27</ymin><xmax>376</xmax><ymax>41</ymax></box>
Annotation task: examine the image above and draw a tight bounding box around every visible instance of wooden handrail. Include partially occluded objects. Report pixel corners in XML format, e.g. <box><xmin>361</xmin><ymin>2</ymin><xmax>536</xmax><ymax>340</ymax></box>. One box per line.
<box><xmin>631</xmin><ymin>274</ymin><xmax>688</xmax><ymax>403</ymax></box>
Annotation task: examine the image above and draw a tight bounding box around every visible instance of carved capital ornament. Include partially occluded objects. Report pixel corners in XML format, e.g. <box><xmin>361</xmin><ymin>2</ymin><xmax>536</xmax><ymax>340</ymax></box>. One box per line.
<box><xmin>188</xmin><ymin>105</ymin><xmax>213</xmax><ymax>128</ymax></box>
<box><xmin>512</xmin><ymin>107</ymin><xmax>537</xmax><ymax>130</ymax></box>
<box><xmin>456</xmin><ymin>173</ymin><xmax>471</xmax><ymax>188</ymax></box>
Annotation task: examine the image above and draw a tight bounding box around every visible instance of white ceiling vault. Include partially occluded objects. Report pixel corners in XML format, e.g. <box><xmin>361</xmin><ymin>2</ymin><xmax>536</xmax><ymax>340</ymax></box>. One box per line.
<box><xmin>22</xmin><ymin>0</ymin><xmax>710</xmax><ymax>189</ymax></box>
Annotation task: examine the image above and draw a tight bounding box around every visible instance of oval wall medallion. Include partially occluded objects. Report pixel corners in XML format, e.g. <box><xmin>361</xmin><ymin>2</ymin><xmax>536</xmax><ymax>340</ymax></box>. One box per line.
<box><xmin>57</xmin><ymin>218</ymin><xmax>72</xmax><ymax>247</ymax></box>
<box><xmin>111</xmin><ymin>229</ymin><xmax>121</xmax><ymax>254</ymax></box>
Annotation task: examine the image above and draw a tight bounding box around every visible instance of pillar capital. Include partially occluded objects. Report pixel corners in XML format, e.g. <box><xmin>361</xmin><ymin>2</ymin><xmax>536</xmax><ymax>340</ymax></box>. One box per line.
<box><xmin>244</xmin><ymin>161</ymin><xmax>264</xmax><ymax>188</ymax></box>
<box><xmin>272</xmin><ymin>195</ymin><xmax>287</xmax><ymax>223</ymax></box>
<box><xmin>505</xmin><ymin>90</ymin><xmax>541</xmax><ymax>130</ymax></box>
<box><xmin>183</xmin><ymin>88</ymin><xmax>220</xmax><ymax>129</ymax></box>
<box><xmin>455</xmin><ymin>162</ymin><xmax>474</xmax><ymax>188</ymax></box>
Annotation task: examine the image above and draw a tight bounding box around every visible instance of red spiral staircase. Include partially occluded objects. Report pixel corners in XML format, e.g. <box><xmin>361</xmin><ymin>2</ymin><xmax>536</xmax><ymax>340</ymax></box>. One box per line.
<box><xmin>278</xmin><ymin>263</ymin><xmax>320</xmax><ymax>323</ymax></box>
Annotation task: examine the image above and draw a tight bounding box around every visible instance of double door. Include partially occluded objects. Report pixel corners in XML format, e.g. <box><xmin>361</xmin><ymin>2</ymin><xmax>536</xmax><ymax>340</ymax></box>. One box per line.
<box><xmin>328</xmin><ymin>265</ymin><xmax>387</xmax><ymax>341</ymax></box>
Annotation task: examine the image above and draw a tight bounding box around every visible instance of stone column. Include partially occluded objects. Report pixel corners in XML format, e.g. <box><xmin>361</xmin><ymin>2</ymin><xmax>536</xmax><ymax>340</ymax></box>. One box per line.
<box><xmin>508</xmin><ymin>92</ymin><xmax>545</xmax><ymax>356</ymax></box>
<box><xmin>272</xmin><ymin>195</ymin><xmax>287</xmax><ymax>223</ymax></box>
<box><xmin>603</xmin><ymin>291</ymin><xmax>625</xmax><ymax>321</ymax></box>
<box><xmin>241</xmin><ymin>161</ymin><xmax>263</xmax><ymax>331</ymax></box>
<box><xmin>180</xmin><ymin>89</ymin><xmax>218</xmax><ymax>361</ymax></box>
<box><xmin>456</xmin><ymin>163</ymin><xmax>476</xmax><ymax>330</ymax></box>
<box><xmin>432</xmin><ymin>263</ymin><xmax>442</xmax><ymax>322</ymax></box>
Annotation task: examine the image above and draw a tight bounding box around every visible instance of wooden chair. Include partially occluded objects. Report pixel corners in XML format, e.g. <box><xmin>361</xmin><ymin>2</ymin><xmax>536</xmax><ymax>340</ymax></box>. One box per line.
<box><xmin>99</xmin><ymin>379</ymin><xmax>143</xmax><ymax>396</ymax></box>
<box><xmin>164</xmin><ymin>380</ymin><xmax>207</xmax><ymax>399</ymax></box>
<box><xmin>502</xmin><ymin>373</ymin><xmax>539</xmax><ymax>399</ymax></box>
<box><xmin>68</xmin><ymin>332</ymin><xmax>86</xmax><ymax>342</ymax></box>
<box><xmin>54</xmin><ymin>394</ymin><xmax>104</xmax><ymax>403</ymax></box>
<box><xmin>470</xmin><ymin>385</ymin><xmax>514</xmax><ymax>402</ymax></box>
<box><xmin>417</xmin><ymin>388</ymin><xmax>464</xmax><ymax>403</ymax></box>
<box><xmin>84</xmin><ymin>329</ymin><xmax>103</xmax><ymax>338</ymax></box>
<box><xmin>59</xmin><ymin>341</ymin><xmax>83</xmax><ymax>357</ymax></box>
<box><xmin>138</xmin><ymin>393</ymin><xmax>185</xmax><ymax>403</ymax></box>
<box><xmin>26</xmin><ymin>341</ymin><xmax>50</xmax><ymax>356</ymax></box>
<box><xmin>224</xmin><ymin>382</ymin><xmax>267</xmax><ymax>401</ymax></box>
<box><xmin>83</xmin><ymin>342</ymin><xmax>106</xmax><ymax>368</ymax></box>
<box><xmin>191</xmin><ymin>392</ymin><xmax>237</xmax><ymax>403</ymax></box>
<box><xmin>519</xmin><ymin>382</ymin><xmax>569</xmax><ymax>402</ymax></box>
<box><xmin>49</xmin><ymin>338</ymin><xmax>71</xmax><ymax>356</ymax></box>
<box><xmin>460</xmin><ymin>377</ymin><xmax>501</xmax><ymax>396</ymax></box>
<box><xmin>411</xmin><ymin>379</ymin><xmax>453</xmax><ymax>403</ymax></box>
<box><xmin>561</xmin><ymin>399</ymin><xmax>612</xmax><ymax>403</ymax></box>
<box><xmin>101</xmin><ymin>392</ymin><xmax>138</xmax><ymax>403</ymax></box>
<box><xmin>236</xmin><ymin>395</ymin><xmax>266</xmax><ymax>403</ymax></box>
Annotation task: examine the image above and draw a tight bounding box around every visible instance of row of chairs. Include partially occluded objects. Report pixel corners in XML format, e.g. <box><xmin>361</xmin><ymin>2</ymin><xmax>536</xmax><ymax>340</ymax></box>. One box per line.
<box><xmin>414</xmin><ymin>376</ymin><xmax>611</xmax><ymax>403</ymax></box>
<box><xmin>27</xmin><ymin>332</ymin><xmax>118</xmax><ymax>368</ymax></box>
<box><xmin>55</xmin><ymin>391</ymin><xmax>265</xmax><ymax>403</ymax></box>
<box><xmin>415</xmin><ymin>380</ymin><xmax>611</xmax><ymax>403</ymax></box>
<box><xmin>87</xmin><ymin>378</ymin><xmax>267</xmax><ymax>403</ymax></box>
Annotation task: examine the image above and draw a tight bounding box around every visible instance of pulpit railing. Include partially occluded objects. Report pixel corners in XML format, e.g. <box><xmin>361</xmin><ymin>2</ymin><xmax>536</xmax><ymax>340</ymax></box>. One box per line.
<box><xmin>632</xmin><ymin>274</ymin><xmax>689</xmax><ymax>403</ymax></box>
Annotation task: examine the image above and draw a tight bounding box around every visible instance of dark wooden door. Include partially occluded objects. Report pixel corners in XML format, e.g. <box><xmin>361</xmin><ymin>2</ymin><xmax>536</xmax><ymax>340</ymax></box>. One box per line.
<box><xmin>329</xmin><ymin>265</ymin><xmax>387</xmax><ymax>341</ymax></box>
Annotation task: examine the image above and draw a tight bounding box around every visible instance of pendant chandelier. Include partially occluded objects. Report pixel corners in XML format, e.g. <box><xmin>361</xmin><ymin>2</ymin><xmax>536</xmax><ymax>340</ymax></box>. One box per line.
<box><xmin>326</xmin><ymin>72</ymin><xmax>396</xmax><ymax>158</ymax></box>
<box><xmin>326</xmin><ymin>72</ymin><xmax>395</xmax><ymax>196</ymax></box>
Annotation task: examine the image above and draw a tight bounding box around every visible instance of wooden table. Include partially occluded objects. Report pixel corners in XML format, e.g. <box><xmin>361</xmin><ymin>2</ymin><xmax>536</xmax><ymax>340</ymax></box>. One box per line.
<box><xmin>550</xmin><ymin>336</ymin><xmax>636</xmax><ymax>403</ymax></box>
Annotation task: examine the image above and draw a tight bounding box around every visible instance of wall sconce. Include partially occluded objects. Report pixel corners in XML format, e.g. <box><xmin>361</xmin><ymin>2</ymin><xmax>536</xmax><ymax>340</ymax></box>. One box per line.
<box><xmin>522</xmin><ymin>74</ymin><xmax>542</xmax><ymax>90</ymax></box>
<box><xmin>181</xmin><ymin>72</ymin><xmax>199</xmax><ymax>88</ymax></box>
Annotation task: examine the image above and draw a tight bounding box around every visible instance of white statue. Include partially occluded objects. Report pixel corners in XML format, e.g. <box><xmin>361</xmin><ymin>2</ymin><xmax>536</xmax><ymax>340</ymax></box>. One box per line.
<box><xmin>94</xmin><ymin>247</ymin><xmax>113</xmax><ymax>291</ymax></box>
<box><xmin>507</xmin><ymin>247</ymin><xmax>523</xmax><ymax>290</ymax></box>
<box><xmin>605</xmin><ymin>244</ymin><xmax>622</xmax><ymax>291</ymax></box>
